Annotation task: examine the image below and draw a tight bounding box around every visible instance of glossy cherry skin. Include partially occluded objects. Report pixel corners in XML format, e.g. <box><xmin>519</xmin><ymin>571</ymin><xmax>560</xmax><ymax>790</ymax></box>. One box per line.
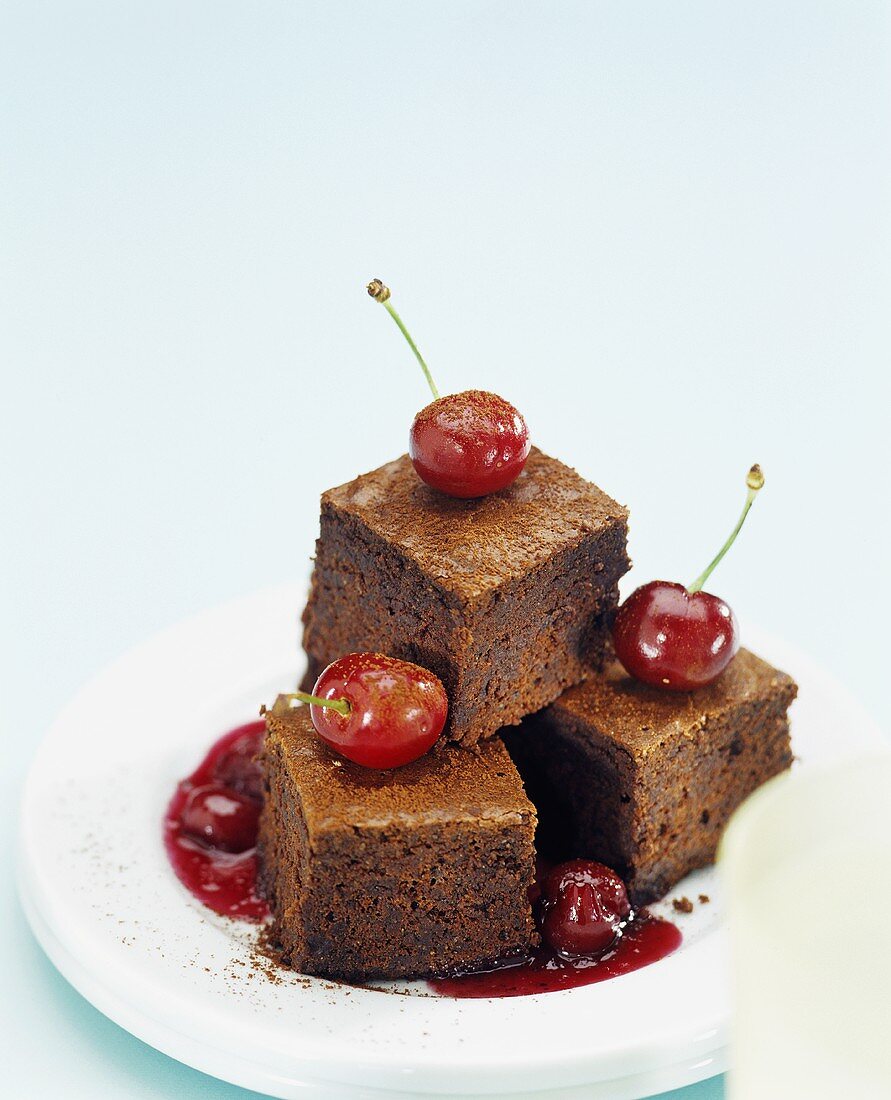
<box><xmin>179</xmin><ymin>784</ymin><xmax>261</xmax><ymax>853</ymax></box>
<box><xmin>612</xmin><ymin>580</ymin><xmax>740</xmax><ymax>691</ymax></box>
<box><xmin>409</xmin><ymin>389</ymin><xmax>530</xmax><ymax>498</ymax></box>
<box><xmin>212</xmin><ymin>722</ymin><xmax>265</xmax><ymax>801</ymax></box>
<box><xmin>540</xmin><ymin>860</ymin><xmax>631</xmax><ymax>957</ymax></box>
<box><xmin>310</xmin><ymin>652</ymin><xmax>448</xmax><ymax>769</ymax></box>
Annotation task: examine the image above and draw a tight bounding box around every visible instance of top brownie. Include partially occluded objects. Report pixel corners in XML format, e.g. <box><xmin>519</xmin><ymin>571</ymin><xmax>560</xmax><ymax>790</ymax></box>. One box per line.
<box><xmin>301</xmin><ymin>447</ymin><xmax>630</xmax><ymax>743</ymax></box>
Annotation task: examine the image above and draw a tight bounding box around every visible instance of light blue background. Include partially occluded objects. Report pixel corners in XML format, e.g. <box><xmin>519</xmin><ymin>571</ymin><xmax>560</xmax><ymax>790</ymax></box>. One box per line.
<box><xmin>2</xmin><ymin>2</ymin><xmax>889</xmax><ymax>1097</ymax></box>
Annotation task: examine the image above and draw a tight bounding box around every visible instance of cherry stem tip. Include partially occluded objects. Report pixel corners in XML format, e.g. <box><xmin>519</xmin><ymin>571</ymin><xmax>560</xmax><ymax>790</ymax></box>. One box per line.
<box><xmin>366</xmin><ymin>277</ymin><xmax>440</xmax><ymax>400</ymax></box>
<box><xmin>688</xmin><ymin>464</ymin><xmax>765</xmax><ymax>594</ymax></box>
<box><xmin>746</xmin><ymin>463</ymin><xmax>765</xmax><ymax>491</ymax></box>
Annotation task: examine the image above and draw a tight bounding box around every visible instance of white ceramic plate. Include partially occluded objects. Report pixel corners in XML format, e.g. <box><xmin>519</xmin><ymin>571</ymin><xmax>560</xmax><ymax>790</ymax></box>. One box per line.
<box><xmin>17</xmin><ymin>583</ymin><xmax>885</xmax><ymax>1100</ymax></box>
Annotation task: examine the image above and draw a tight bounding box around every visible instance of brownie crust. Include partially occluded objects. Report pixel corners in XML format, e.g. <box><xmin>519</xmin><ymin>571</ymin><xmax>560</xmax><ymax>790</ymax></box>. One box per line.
<box><xmin>258</xmin><ymin>705</ymin><xmax>539</xmax><ymax>979</ymax></box>
<box><xmin>505</xmin><ymin>648</ymin><xmax>797</xmax><ymax>906</ymax></box>
<box><xmin>301</xmin><ymin>448</ymin><xmax>630</xmax><ymax>744</ymax></box>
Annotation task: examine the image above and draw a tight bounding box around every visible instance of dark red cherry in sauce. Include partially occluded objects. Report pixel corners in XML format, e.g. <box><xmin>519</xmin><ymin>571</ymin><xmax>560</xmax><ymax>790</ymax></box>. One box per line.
<box><xmin>429</xmin><ymin>859</ymin><xmax>680</xmax><ymax>998</ymax></box>
<box><xmin>540</xmin><ymin>859</ymin><xmax>631</xmax><ymax>956</ymax></box>
<box><xmin>212</xmin><ymin>725</ymin><xmax>265</xmax><ymax>800</ymax></box>
<box><xmin>180</xmin><ymin>783</ymin><xmax>260</xmax><ymax>854</ymax></box>
<box><xmin>164</xmin><ymin>720</ymin><xmax>269</xmax><ymax>921</ymax></box>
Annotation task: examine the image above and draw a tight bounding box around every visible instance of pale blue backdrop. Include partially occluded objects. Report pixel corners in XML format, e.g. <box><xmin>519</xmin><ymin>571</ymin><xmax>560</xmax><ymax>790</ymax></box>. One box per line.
<box><xmin>2</xmin><ymin>2</ymin><xmax>889</xmax><ymax>1097</ymax></box>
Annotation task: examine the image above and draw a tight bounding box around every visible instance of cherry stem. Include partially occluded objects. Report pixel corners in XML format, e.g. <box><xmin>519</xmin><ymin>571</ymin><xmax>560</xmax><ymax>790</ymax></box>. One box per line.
<box><xmin>367</xmin><ymin>278</ymin><xmax>440</xmax><ymax>401</ymax></box>
<box><xmin>280</xmin><ymin>691</ymin><xmax>351</xmax><ymax>717</ymax></box>
<box><xmin>688</xmin><ymin>465</ymin><xmax>765</xmax><ymax>594</ymax></box>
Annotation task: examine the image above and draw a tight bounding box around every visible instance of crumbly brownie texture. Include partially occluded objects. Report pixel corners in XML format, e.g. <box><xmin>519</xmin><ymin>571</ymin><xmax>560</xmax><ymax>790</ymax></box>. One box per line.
<box><xmin>258</xmin><ymin>705</ymin><xmax>538</xmax><ymax>980</ymax></box>
<box><xmin>301</xmin><ymin>447</ymin><xmax>630</xmax><ymax>745</ymax></box>
<box><xmin>504</xmin><ymin>648</ymin><xmax>797</xmax><ymax>906</ymax></box>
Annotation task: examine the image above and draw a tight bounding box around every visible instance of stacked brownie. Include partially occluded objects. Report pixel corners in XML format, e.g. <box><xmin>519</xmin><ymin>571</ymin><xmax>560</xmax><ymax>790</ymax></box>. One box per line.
<box><xmin>504</xmin><ymin>649</ymin><xmax>797</xmax><ymax>906</ymax></box>
<box><xmin>259</xmin><ymin>448</ymin><xmax>796</xmax><ymax>979</ymax></box>
<box><xmin>261</xmin><ymin>705</ymin><xmax>537</xmax><ymax>978</ymax></box>
<box><xmin>300</xmin><ymin>448</ymin><xmax>630</xmax><ymax>743</ymax></box>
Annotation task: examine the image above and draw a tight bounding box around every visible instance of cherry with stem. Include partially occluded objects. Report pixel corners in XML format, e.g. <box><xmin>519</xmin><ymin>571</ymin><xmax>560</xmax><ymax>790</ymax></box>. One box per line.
<box><xmin>612</xmin><ymin>465</ymin><xmax>765</xmax><ymax>691</ymax></box>
<box><xmin>367</xmin><ymin>278</ymin><xmax>530</xmax><ymax>499</ymax></box>
<box><xmin>269</xmin><ymin>652</ymin><xmax>449</xmax><ymax>769</ymax></box>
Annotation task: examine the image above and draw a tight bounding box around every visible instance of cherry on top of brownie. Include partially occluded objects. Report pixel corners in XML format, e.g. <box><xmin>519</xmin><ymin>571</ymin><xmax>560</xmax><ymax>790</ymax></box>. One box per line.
<box><xmin>321</xmin><ymin>446</ymin><xmax>627</xmax><ymax>603</ymax></box>
<box><xmin>266</xmin><ymin>702</ymin><xmax>535</xmax><ymax>832</ymax></box>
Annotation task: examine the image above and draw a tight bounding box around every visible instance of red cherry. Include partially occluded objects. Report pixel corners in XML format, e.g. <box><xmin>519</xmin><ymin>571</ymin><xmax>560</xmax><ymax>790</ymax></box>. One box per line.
<box><xmin>285</xmin><ymin>652</ymin><xmax>448</xmax><ymax>769</ymax></box>
<box><xmin>613</xmin><ymin>580</ymin><xmax>739</xmax><ymax>691</ymax></box>
<box><xmin>212</xmin><ymin>721</ymin><xmax>265</xmax><ymax>801</ymax></box>
<box><xmin>409</xmin><ymin>390</ymin><xmax>530</xmax><ymax>498</ymax></box>
<box><xmin>367</xmin><ymin>279</ymin><xmax>530</xmax><ymax>498</ymax></box>
<box><xmin>180</xmin><ymin>784</ymin><xmax>260</xmax><ymax>853</ymax></box>
<box><xmin>540</xmin><ymin>860</ymin><xmax>631</xmax><ymax>957</ymax></box>
<box><xmin>613</xmin><ymin>464</ymin><xmax>765</xmax><ymax>691</ymax></box>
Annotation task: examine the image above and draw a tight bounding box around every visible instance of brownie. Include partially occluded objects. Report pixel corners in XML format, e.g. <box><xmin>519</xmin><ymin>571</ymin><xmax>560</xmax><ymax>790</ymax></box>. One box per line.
<box><xmin>258</xmin><ymin>703</ymin><xmax>538</xmax><ymax>980</ymax></box>
<box><xmin>504</xmin><ymin>648</ymin><xmax>797</xmax><ymax>906</ymax></box>
<box><xmin>301</xmin><ymin>447</ymin><xmax>630</xmax><ymax>744</ymax></box>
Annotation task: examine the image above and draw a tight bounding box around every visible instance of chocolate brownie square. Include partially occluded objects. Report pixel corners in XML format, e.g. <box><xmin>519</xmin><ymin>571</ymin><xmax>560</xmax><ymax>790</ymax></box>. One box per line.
<box><xmin>504</xmin><ymin>648</ymin><xmax>797</xmax><ymax>905</ymax></box>
<box><xmin>301</xmin><ymin>447</ymin><xmax>630</xmax><ymax>744</ymax></box>
<box><xmin>258</xmin><ymin>703</ymin><xmax>538</xmax><ymax>979</ymax></box>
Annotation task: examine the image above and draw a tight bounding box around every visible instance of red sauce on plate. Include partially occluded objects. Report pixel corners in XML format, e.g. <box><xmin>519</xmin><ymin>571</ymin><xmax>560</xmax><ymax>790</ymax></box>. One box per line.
<box><xmin>163</xmin><ymin>724</ymin><xmax>682</xmax><ymax>993</ymax></box>
<box><xmin>428</xmin><ymin>915</ymin><xmax>682</xmax><ymax>998</ymax></box>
